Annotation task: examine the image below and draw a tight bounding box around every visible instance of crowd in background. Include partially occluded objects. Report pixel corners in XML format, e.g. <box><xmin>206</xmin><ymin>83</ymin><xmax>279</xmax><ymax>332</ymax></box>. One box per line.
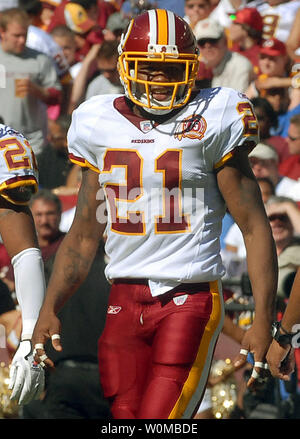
<box><xmin>1</xmin><ymin>0</ymin><xmax>300</xmax><ymax>420</ymax></box>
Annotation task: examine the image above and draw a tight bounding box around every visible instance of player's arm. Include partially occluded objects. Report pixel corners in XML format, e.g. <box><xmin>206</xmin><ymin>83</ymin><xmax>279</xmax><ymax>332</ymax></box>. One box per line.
<box><xmin>31</xmin><ymin>167</ymin><xmax>106</xmax><ymax>367</ymax></box>
<box><xmin>216</xmin><ymin>148</ymin><xmax>278</xmax><ymax>386</ymax></box>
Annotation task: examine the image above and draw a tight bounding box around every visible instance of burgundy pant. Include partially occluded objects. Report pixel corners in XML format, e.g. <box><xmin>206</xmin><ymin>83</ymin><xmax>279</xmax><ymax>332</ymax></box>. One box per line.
<box><xmin>98</xmin><ymin>280</ymin><xmax>223</xmax><ymax>419</ymax></box>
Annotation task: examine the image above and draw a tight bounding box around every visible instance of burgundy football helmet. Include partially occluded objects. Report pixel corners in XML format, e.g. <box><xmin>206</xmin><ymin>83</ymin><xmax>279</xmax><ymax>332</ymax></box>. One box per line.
<box><xmin>118</xmin><ymin>9</ymin><xmax>199</xmax><ymax>114</ymax></box>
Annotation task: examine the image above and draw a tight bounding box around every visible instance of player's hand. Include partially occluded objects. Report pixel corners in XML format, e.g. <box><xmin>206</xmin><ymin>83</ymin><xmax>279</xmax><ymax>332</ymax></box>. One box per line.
<box><xmin>31</xmin><ymin>310</ymin><xmax>62</xmax><ymax>369</ymax></box>
<box><xmin>8</xmin><ymin>340</ymin><xmax>45</xmax><ymax>405</ymax></box>
<box><xmin>233</xmin><ymin>321</ymin><xmax>271</xmax><ymax>388</ymax></box>
<box><xmin>266</xmin><ymin>340</ymin><xmax>294</xmax><ymax>381</ymax></box>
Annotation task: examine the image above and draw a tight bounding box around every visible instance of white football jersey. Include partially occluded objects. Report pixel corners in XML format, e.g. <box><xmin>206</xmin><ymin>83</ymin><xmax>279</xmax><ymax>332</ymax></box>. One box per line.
<box><xmin>252</xmin><ymin>0</ymin><xmax>300</xmax><ymax>42</ymax></box>
<box><xmin>68</xmin><ymin>88</ymin><xmax>259</xmax><ymax>296</ymax></box>
<box><xmin>0</xmin><ymin>124</ymin><xmax>38</xmax><ymax>204</ymax></box>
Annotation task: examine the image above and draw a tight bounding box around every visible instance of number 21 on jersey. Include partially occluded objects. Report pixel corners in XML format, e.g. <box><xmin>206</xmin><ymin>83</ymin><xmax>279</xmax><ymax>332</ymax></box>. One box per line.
<box><xmin>102</xmin><ymin>149</ymin><xmax>191</xmax><ymax>236</ymax></box>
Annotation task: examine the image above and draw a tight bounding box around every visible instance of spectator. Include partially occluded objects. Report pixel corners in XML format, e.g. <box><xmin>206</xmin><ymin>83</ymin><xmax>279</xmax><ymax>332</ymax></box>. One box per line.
<box><xmin>183</xmin><ymin>0</ymin><xmax>212</xmax><ymax>32</ymax></box>
<box><xmin>265</xmin><ymin>196</ymin><xmax>300</xmax><ymax>300</ymax></box>
<box><xmin>209</xmin><ymin>0</ymin><xmax>248</xmax><ymax>29</ymax></box>
<box><xmin>223</xmin><ymin>195</ymin><xmax>300</xmax><ymax>300</ymax></box>
<box><xmin>37</xmin><ymin>115</ymin><xmax>75</xmax><ymax>190</ymax></box>
<box><xmin>20</xmin><ymin>189</ymin><xmax>111</xmax><ymax>419</ymax></box>
<box><xmin>19</xmin><ymin>0</ymin><xmax>70</xmax><ymax>82</ymax></box>
<box><xmin>18</xmin><ymin>0</ymin><xmax>72</xmax><ymax>119</ymax></box>
<box><xmin>50</xmin><ymin>25</ymin><xmax>81</xmax><ymax>79</ymax></box>
<box><xmin>39</xmin><ymin>1</ymin><xmax>63</xmax><ymax>31</ymax></box>
<box><xmin>195</xmin><ymin>18</ymin><xmax>255</xmax><ymax>92</ymax></box>
<box><xmin>0</xmin><ymin>8</ymin><xmax>62</xmax><ymax>157</ymax></box>
<box><xmin>228</xmin><ymin>8</ymin><xmax>264</xmax><ymax>74</ymax></box>
<box><xmin>285</xmin><ymin>7</ymin><xmax>300</xmax><ymax>62</ymax></box>
<box><xmin>245</xmin><ymin>38</ymin><xmax>291</xmax><ymax>99</ymax></box>
<box><xmin>265</xmin><ymin>86</ymin><xmax>300</xmax><ymax>139</ymax></box>
<box><xmin>279</xmin><ymin>114</ymin><xmax>300</xmax><ymax>180</ymax></box>
<box><xmin>97</xmin><ymin>0</ymin><xmax>123</xmax><ymax>28</ymax></box>
<box><xmin>47</xmin><ymin>1</ymin><xmax>104</xmax><ymax>63</ymax></box>
<box><xmin>85</xmin><ymin>40</ymin><xmax>123</xmax><ymax>100</ymax></box>
<box><xmin>28</xmin><ymin>190</ymin><xmax>65</xmax><ymax>260</ymax></box>
<box><xmin>251</xmin><ymin>97</ymin><xmax>289</xmax><ymax>163</ymax></box>
<box><xmin>67</xmin><ymin>42</ymin><xmax>101</xmax><ymax>112</ymax></box>
<box><xmin>103</xmin><ymin>11</ymin><xmax>130</xmax><ymax>41</ymax></box>
<box><xmin>254</xmin><ymin>0</ymin><xmax>300</xmax><ymax>43</ymax></box>
<box><xmin>47</xmin><ymin>0</ymin><xmax>97</xmax><ymax>31</ymax></box>
<box><xmin>64</xmin><ymin>2</ymin><xmax>103</xmax><ymax>62</ymax></box>
<box><xmin>248</xmin><ymin>142</ymin><xmax>300</xmax><ymax>201</ymax></box>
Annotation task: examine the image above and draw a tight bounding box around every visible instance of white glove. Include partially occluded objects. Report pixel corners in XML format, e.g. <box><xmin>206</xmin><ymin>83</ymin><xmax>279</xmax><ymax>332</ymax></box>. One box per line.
<box><xmin>8</xmin><ymin>340</ymin><xmax>45</xmax><ymax>405</ymax></box>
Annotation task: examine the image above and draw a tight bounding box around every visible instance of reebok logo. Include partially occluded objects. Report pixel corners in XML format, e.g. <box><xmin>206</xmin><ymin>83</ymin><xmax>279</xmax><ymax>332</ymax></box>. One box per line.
<box><xmin>107</xmin><ymin>305</ymin><xmax>122</xmax><ymax>314</ymax></box>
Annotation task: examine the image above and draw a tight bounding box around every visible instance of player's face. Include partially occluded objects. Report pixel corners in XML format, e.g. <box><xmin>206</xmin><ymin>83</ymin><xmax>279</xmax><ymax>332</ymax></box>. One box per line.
<box><xmin>136</xmin><ymin>62</ymin><xmax>185</xmax><ymax>102</ymax></box>
<box><xmin>0</xmin><ymin>21</ymin><xmax>28</xmax><ymax>54</ymax></box>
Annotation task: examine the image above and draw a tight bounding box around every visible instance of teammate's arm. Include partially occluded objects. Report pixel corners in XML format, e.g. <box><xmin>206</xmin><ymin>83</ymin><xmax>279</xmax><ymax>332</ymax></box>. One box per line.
<box><xmin>0</xmin><ymin>196</ymin><xmax>46</xmax><ymax>405</ymax></box>
<box><xmin>0</xmin><ymin>196</ymin><xmax>38</xmax><ymax>257</ymax></box>
<box><xmin>216</xmin><ymin>148</ymin><xmax>278</xmax><ymax>386</ymax></box>
<box><xmin>31</xmin><ymin>167</ymin><xmax>107</xmax><ymax>367</ymax></box>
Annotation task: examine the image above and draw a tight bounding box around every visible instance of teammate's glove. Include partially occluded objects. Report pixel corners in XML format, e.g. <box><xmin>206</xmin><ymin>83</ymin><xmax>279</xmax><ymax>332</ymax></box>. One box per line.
<box><xmin>8</xmin><ymin>340</ymin><xmax>45</xmax><ymax>405</ymax></box>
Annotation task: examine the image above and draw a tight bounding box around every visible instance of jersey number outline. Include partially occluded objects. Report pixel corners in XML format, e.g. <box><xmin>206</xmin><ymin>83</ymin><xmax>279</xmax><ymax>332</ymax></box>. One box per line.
<box><xmin>237</xmin><ymin>102</ymin><xmax>258</xmax><ymax>137</ymax></box>
<box><xmin>0</xmin><ymin>137</ymin><xmax>38</xmax><ymax>171</ymax></box>
<box><xmin>102</xmin><ymin>149</ymin><xmax>191</xmax><ymax>235</ymax></box>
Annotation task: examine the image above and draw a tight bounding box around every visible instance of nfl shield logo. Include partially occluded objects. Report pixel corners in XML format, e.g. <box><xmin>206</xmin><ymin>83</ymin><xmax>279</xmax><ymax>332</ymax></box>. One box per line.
<box><xmin>140</xmin><ymin>120</ymin><xmax>152</xmax><ymax>133</ymax></box>
<box><xmin>173</xmin><ymin>295</ymin><xmax>188</xmax><ymax>306</ymax></box>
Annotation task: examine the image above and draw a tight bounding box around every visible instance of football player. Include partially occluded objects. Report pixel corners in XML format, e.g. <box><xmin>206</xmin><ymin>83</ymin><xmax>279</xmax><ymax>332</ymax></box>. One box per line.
<box><xmin>31</xmin><ymin>9</ymin><xmax>277</xmax><ymax>419</ymax></box>
<box><xmin>0</xmin><ymin>123</ymin><xmax>45</xmax><ymax>405</ymax></box>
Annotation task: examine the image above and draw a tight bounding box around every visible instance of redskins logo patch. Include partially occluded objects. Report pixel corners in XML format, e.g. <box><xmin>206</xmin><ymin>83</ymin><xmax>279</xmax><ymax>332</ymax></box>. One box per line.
<box><xmin>175</xmin><ymin>114</ymin><xmax>207</xmax><ymax>141</ymax></box>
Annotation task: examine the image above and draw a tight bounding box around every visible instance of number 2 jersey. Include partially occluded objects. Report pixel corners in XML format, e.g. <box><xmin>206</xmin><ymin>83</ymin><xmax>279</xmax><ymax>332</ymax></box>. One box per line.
<box><xmin>0</xmin><ymin>124</ymin><xmax>38</xmax><ymax>205</ymax></box>
<box><xmin>68</xmin><ymin>87</ymin><xmax>259</xmax><ymax>296</ymax></box>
